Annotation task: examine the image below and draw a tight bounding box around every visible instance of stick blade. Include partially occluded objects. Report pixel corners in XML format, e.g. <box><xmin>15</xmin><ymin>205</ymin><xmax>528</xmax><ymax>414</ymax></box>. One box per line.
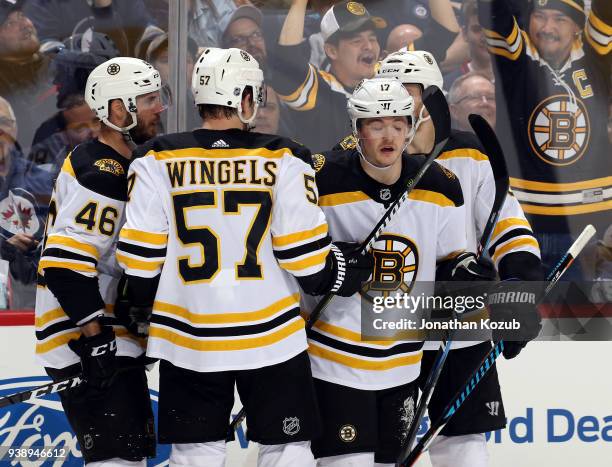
<box><xmin>422</xmin><ymin>85</ymin><xmax>450</xmax><ymax>146</ymax></box>
<box><xmin>569</xmin><ymin>224</ymin><xmax>596</xmax><ymax>257</ymax></box>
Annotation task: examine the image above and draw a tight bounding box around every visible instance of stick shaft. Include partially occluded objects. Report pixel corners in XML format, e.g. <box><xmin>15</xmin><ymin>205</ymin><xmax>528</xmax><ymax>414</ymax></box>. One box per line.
<box><xmin>401</xmin><ymin>224</ymin><xmax>596</xmax><ymax>466</ymax></box>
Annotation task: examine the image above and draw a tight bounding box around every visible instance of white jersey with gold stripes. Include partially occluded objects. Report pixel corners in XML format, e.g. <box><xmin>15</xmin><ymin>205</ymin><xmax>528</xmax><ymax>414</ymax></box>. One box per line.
<box><xmin>433</xmin><ymin>130</ymin><xmax>542</xmax><ymax>350</ymax></box>
<box><xmin>304</xmin><ymin>150</ymin><xmax>466</xmax><ymax>390</ymax></box>
<box><xmin>117</xmin><ymin>129</ymin><xmax>331</xmax><ymax>373</ymax></box>
<box><xmin>437</xmin><ymin>130</ymin><xmax>540</xmax><ymax>264</ymax></box>
<box><xmin>36</xmin><ymin>141</ymin><xmax>145</xmax><ymax>369</ymax></box>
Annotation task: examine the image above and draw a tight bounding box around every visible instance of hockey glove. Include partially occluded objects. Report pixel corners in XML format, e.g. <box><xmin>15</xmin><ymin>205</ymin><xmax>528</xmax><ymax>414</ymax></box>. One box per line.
<box><xmin>114</xmin><ymin>275</ymin><xmax>156</xmax><ymax>337</ymax></box>
<box><xmin>436</xmin><ymin>252</ymin><xmax>496</xmax><ymax>282</ymax></box>
<box><xmin>487</xmin><ymin>280</ymin><xmax>543</xmax><ymax>359</ymax></box>
<box><xmin>329</xmin><ymin>242</ymin><xmax>373</xmax><ymax>297</ymax></box>
<box><xmin>68</xmin><ymin>325</ymin><xmax>117</xmax><ymax>389</ymax></box>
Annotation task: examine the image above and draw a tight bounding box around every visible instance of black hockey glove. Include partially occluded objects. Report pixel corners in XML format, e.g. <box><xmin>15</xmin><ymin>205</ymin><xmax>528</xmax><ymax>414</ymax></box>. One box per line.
<box><xmin>329</xmin><ymin>242</ymin><xmax>373</xmax><ymax>297</ymax></box>
<box><xmin>114</xmin><ymin>275</ymin><xmax>156</xmax><ymax>337</ymax></box>
<box><xmin>68</xmin><ymin>325</ymin><xmax>117</xmax><ymax>389</ymax></box>
<box><xmin>436</xmin><ymin>252</ymin><xmax>496</xmax><ymax>282</ymax></box>
<box><xmin>487</xmin><ymin>280</ymin><xmax>543</xmax><ymax>359</ymax></box>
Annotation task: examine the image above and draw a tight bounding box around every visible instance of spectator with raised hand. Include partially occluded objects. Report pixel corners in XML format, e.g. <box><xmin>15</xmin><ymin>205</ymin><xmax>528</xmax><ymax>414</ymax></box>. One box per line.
<box><xmin>365</xmin><ymin>0</ymin><xmax>460</xmax><ymax>58</ymax></box>
<box><xmin>188</xmin><ymin>0</ymin><xmax>238</xmax><ymax>48</ymax></box>
<box><xmin>0</xmin><ymin>0</ymin><xmax>56</xmax><ymax>151</ymax></box>
<box><xmin>478</xmin><ymin>0</ymin><xmax>611</xmax><ymax>279</ymax></box>
<box><xmin>448</xmin><ymin>71</ymin><xmax>496</xmax><ymax>131</ymax></box>
<box><xmin>443</xmin><ymin>0</ymin><xmax>493</xmax><ymax>87</ymax></box>
<box><xmin>269</xmin><ymin>0</ymin><xmax>384</xmax><ymax>151</ymax></box>
<box><xmin>0</xmin><ymin>96</ymin><xmax>54</xmax><ymax>307</ymax></box>
<box><xmin>23</xmin><ymin>0</ymin><xmax>155</xmax><ymax>56</ymax></box>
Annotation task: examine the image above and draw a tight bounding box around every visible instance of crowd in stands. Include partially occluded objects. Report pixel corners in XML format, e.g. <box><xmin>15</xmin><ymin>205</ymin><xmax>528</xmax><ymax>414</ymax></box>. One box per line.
<box><xmin>0</xmin><ymin>0</ymin><xmax>609</xmax><ymax>309</ymax></box>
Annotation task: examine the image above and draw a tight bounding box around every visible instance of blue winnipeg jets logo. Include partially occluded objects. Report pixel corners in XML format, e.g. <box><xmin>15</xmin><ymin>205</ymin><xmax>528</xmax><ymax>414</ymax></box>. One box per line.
<box><xmin>0</xmin><ymin>377</ymin><xmax>170</xmax><ymax>466</ymax></box>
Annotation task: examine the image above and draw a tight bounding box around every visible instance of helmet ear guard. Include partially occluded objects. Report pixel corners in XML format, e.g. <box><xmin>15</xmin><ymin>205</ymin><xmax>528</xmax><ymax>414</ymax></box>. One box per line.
<box><xmin>85</xmin><ymin>57</ymin><xmax>162</xmax><ymax>134</ymax></box>
<box><xmin>191</xmin><ymin>48</ymin><xmax>265</xmax><ymax>126</ymax></box>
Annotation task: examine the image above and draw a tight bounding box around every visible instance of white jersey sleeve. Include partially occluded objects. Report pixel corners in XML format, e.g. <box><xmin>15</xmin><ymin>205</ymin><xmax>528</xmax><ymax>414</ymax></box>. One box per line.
<box><xmin>271</xmin><ymin>156</ymin><xmax>331</xmax><ymax>277</ymax></box>
<box><xmin>40</xmin><ymin>156</ymin><xmax>124</xmax><ymax>279</ymax></box>
<box><xmin>117</xmin><ymin>157</ymin><xmax>169</xmax><ymax>278</ymax></box>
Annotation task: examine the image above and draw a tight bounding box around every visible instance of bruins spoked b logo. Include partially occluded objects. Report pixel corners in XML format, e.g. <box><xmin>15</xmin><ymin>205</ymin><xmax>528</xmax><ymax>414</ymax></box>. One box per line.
<box><xmin>361</xmin><ymin>234</ymin><xmax>418</xmax><ymax>301</ymax></box>
<box><xmin>528</xmin><ymin>94</ymin><xmax>590</xmax><ymax>166</ymax></box>
<box><xmin>107</xmin><ymin>63</ymin><xmax>120</xmax><ymax>75</ymax></box>
<box><xmin>339</xmin><ymin>424</ymin><xmax>357</xmax><ymax>442</ymax></box>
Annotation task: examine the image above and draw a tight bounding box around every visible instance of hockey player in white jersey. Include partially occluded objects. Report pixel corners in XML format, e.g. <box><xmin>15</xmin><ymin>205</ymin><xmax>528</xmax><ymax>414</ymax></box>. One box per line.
<box><xmin>35</xmin><ymin>57</ymin><xmax>165</xmax><ymax>465</ymax></box>
<box><xmin>116</xmin><ymin>47</ymin><xmax>372</xmax><ymax>467</ymax></box>
<box><xmin>377</xmin><ymin>50</ymin><xmax>544</xmax><ymax>467</ymax></box>
<box><xmin>304</xmin><ymin>78</ymin><xmax>467</xmax><ymax>466</ymax></box>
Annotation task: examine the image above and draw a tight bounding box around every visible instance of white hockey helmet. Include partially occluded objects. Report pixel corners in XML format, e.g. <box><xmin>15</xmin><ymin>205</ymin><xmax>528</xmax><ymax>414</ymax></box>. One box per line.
<box><xmin>377</xmin><ymin>49</ymin><xmax>443</xmax><ymax>90</ymax></box>
<box><xmin>85</xmin><ymin>57</ymin><xmax>162</xmax><ymax>133</ymax></box>
<box><xmin>347</xmin><ymin>78</ymin><xmax>414</xmax><ymax>135</ymax></box>
<box><xmin>191</xmin><ymin>47</ymin><xmax>264</xmax><ymax>126</ymax></box>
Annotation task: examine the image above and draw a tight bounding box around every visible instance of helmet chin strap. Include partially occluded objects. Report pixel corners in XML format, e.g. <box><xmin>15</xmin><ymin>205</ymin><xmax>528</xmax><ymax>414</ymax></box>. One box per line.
<box><xmin>413</xmin><ymin>105</ymin><xmax>430</xmax><ymax>135</ymax></box>
<box><xmin>238</xmin><ymin>99</ymin><xmax>259</xmax><ymax>131</ymax></box>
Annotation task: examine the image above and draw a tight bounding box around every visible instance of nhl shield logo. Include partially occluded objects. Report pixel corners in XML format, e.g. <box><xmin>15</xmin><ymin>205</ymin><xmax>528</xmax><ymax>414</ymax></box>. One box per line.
<box><xmin>83</xmin><ymin>434</ymin><xmax>94</xmax><ymax>450</ymax></box>
<box><xmin>380</xmin><ymin>188</ymin><xmax>392</xmax><ymax>201</ymax></box>
<box><xmin>282</xmin><ymin>417</ymin><xmax>300</xmax><ymax>436</ymax></box>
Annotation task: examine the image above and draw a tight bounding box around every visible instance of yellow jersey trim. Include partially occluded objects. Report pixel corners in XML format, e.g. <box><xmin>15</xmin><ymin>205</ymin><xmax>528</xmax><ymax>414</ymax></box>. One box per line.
<box><xmin>510</xmin><ymin>176</ymin><xmax>612</xmax><ymax>192</ymax></box>
<box><xmin>308</xmin><ymin>343</ymin><xmax>423</xmax><ymax>371</ymax></box>
<box><xmin>319</xmin><ymin>191</ymin><xmax>371</xmax><ymax>207</ymax></box>
<box><xmin>46</xmin><ymin>235</ymin><xmax>99</xmax><ymax>259</ymax></box>
<box><xmin>491</xmin><ymin>218</ymin><xmax>532</xmax><ymax>240</ymax></box>
<box><xmin>493</xmin><ymin>237</ymin><xmax>540</xmax><ymax>262</ymax></box>
<box><xmin>148</xmin><ymin>147</ymin><xmax>290</xmax><ymax>161</ymax></box>
<box><xmin>438</xmin><ymin>148</ymin><xmax>489</xmax><ymax>162</ymax></box>
<box><xmin>120</xmin><ymin>228</ymin><xmax>168</xmax><ymax>246</ymax></box>
<box><xmin>153</xmin><ymin>293</ymin><xmax>300</xmax><ymax>325</ymax></box>
<box><xmin>272</xmin><ymin>224</ymin><xmax>328</xmax><ymax>247</ymax></box>
<box><xmin>408</xmin><ymin>189</ymin><xmax>455</xmax><ymax>207</ymax></box>
<box><xmin>279</xmin><ymin>250</ymin><xmax>328</xmax><ymax>272</ymax></box>
<box><xmin>149</xmin><ymin>318</ymin><xmax>304</xmax><ymax>351</ymax></box>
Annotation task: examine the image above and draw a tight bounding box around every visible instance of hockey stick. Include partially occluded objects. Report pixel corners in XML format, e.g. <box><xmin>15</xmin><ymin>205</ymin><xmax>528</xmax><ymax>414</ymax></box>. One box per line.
<box><xmin>306</xmin><ymin>85</ymin><xmax>451</xmax><ymax>331</ymax></box>
<box><xmin>226</xmin><ymin>86</ymin><xmax>450</xmax><ymax>436</ymax></box>
<box><xmin>0</xmin><ymin>361</ymin><xmax>148</xmax><ymax>409</ymax></box>
<box><xmin>399</xmin><ymin>224</ymin><xmax>596</xmax><ymax>466</ymax></box>
<box><xmin>468</xmin><ymin>114</ymin><xmax>510</xmax><ymax>259</ymax></box>
<box><xmin>0</xmin><ymin>375</ymin><xmax>83</xmax><ymax>409</ymax></box>
<box><xmin>396</xmin><ymin>114</ymin><xmax>510</xmax><ymax>463</ymax></box>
